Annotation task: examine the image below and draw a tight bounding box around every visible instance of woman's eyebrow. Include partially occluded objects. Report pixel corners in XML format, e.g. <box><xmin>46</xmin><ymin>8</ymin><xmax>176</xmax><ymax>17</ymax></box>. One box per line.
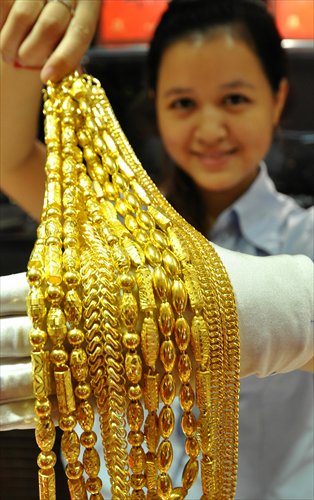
<box><xmin>163</xmin><ymin>87</ymin><xmax>194</xmax><ymax>97</ymax></box>
<box><xmin>219</xmin><ymin>79</ymin><xmax>255</xmax><ymax>90</ymax></box>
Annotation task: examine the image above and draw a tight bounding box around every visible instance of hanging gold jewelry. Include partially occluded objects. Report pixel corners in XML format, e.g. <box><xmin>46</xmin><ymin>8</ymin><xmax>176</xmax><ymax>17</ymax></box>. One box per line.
<box><xmin>27</xmin><ymin>72</ymin><xmax>240</xmax><ymax>500</ymax></box>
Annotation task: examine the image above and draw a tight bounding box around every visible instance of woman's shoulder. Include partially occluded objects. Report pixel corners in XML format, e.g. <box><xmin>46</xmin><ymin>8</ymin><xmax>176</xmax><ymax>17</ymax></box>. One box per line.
<box><xmin>278</xmin><ymin>202</ymin><xmax>314</xmax><ymax>259</ymax></box>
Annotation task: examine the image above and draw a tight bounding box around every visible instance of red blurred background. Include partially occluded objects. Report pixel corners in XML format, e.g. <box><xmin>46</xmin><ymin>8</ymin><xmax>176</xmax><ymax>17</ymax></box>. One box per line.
<box><xmin>98</xmin><ymin>0</ymin><xmax>313</xmax><ymax>45</ymax></box>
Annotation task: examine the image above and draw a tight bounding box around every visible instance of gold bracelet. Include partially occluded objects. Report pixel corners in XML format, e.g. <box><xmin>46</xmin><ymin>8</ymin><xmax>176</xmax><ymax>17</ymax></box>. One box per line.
<box><xmin>27</xmin><ymin>72</ymin><xmax>240</xmax><ymax>500</ymax></box>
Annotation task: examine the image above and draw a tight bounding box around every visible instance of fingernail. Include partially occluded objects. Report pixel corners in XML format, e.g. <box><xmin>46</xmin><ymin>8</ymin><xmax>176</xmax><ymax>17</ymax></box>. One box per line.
<box><xmin>41</xmin><ymin>66</ymin><xmax>56</xmax><ymax>83</ymax></box>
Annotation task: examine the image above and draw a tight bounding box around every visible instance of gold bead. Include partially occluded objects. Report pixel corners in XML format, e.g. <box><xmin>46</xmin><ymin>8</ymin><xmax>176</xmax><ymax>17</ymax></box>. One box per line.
<box><xmin>145</xmin><ymin>242</ymin><xmax>162</xmax><ymax>266</ymax></box>
<box><xmin>115</xmin><ymin>198</ymin><xmax>128</xmax><ymax>217</ymax></box>
<box><xmin>125</xmin><ymin>352</ymin><xmax>142</xmax><ymax>385</ymax></box>
<box><xmin>128</xmin><ymin>384</ymin><xmax>143</xmax><ymax>401</ymax></box>
<box><xmin>47</xmin><ymin>306</ymin><xmax>67</xmax><ymax>344</ymax></box>
<box><xmin>27</xmin><ymin>287</ymin><xmax>46</xmax><ymax>323</ymax></box>
<box><xmin>153</xmin><ymin>266</ymin><xmax>169</xmax><ymax>301</ymax></box>
<box><xmin>120</xmin><ymin>292</ymin><xmax>138</xmax><ymax>329</ymax></box>
<box><xmin>172</xmin><ymin>279</ymin><xmax>188</xmax><ymax>315</ymax></box>
<box><xmin>157</xmin><ymin>440</ymin><xmax>173</xmax><ymax>472</ymax></box>
<box><xmin>64</xmin><ymin>270</ymin><xmax>81</xmax><ymax>287</ymax></box>
<box><xmin>157</xmin><ymin>472</ymin><xmax>172</xmax><ymax>497</ymax></box>
<box><xmin>37</xmin><ymin>451</ymin><xmax>57</xmax><ymax>470</ymax></box>
<box><xmin>185</xmin><ymin>437</ymin><xmax>200</xmax><ymax>458</ymax></box>
<box><xmin>86</xmin><ymin>476</ymin><xmax>103</xmax><ymax>494</ymax></box>
<box><xmin>54</xmin><ymin>366</ymin><xmax>76</xmax><ymax>414</ymax></box>
<box><xmin>159</xmin><ymin>373</ymin><xmax>176</xmax><ymax>406</ymax></box>
<box><xmin>27</xmin><ymin>268</ymin><xmax>43</xmax><ymax>286</ymax></box>
<box><xmin>50</xmin><ymin>347</ymin><xmax>68</xmax><ymax>366</ymax></box>
<box><xmin>34</xmin><ymin>398</ymin><xmax>52</xmax><ymax>418</ymax></box>
<box><xmin>125</xmin><ymin>214</ymin><xmax>138</xmax><ymax>232</ymax></box>
<box><xmin>158</xmin><ymin>302</ymin><xmax>175</xmax><ymax>337</ymax></box>
<box><xmin>74</xmin><ymin>382</ymin><xmax>91</xmax><ymax>400</ymax></box>
<box><xmin>65</xmin><ymin>461</ymin><xmax>84</xmax><ymax>480</ymax></box>
<box><xmin>159</xmin><ymin>406</ymin><xmax>175</xmax><ymax>439</ymax></box>
<box><xmin>77</xmin><ymin>401</ymin><xmax>95</xmax><ymax>431</ymax></box>
<box><xmin>29</xmin><ymin>327</ymin><xmax>47</xmax><ymax>348</ymax></box>
<box><xmin>59</xmin><ymin>415</ymin><xmax>77</xmax><ymax>432</ymax></box>
<box><xmin>178</xmin><ymin>354</ymin><xmax>192</xmax><ymax>384</ymax></box>
<box><xmin>129</xmin><ymin>446</ymin><xmax>146</xmax><ymax>475</ymax></box>
<box><xmin>35</xmin><ymin>418</ymin><xmax>56</xmax><ymax>452</ymax></box>
<box><xmin>162</xmin><ymin>248</ymin><xmax>180</xmax><ymax>277</ymax></box>
<box><xmin>136</xmin><ymin>209</ymin><xmax>155</xmax><ymax>231</ymax></box>
<box><xmin>181</xmin><ymin>412</ymin><xmax>197</xmax><ymax>438</ymax></box>
<box><xmin>134</xmin><ymin>228</ymin><xmax>148</xmax><ymax>245</ymax></box>
<box><xmin>141</xmin><ymin>316</ymin><xmax>160</xmax><ymax>370</ymax></box>
<box><xmin>128</xmin><ymin>430</ymin><xmax>144</xmax><ymax>447</ymax></box>
<box><xmin>80</xmin><ymin>431</ymin><xmax>97</xmax><ymax>449</ymax></box>
<box><xmin>70</xmin><ymin>348</ymin><xmax>89</xmax><ymax>381</ymax></box>
<box><xmin>125</xmin><ymin>192</ymin><xmax>139</xmax><ymax>211</ymax></box>
<box><xmin>179</xmin><ymin>383</ymin><xmax>195</xmax><ymax>413</ymax></box>
<box><xmin>68</xmin><ymin>476</ymin><xmax>88</xmax><ymax>499</ymax></box>
<box><xmin>160</xmin><ymin>339</ymin><xmax>176</xmax><ymax>372</ymax></box>
<box><xmin>170</xmin><ymin>487</ymin><xmax>188</xmax><ymax>500</ymax></box>
<box><xmin>127</xmin><ymin>401</ymin><xmax>144</xmax><ymax>431</ymax></box>
<box><xmin>145</xmin><ymin>452</ymin><xmax>158</xmax><ymax>492</ymax></box>
<box><xmin>123</xmin><ymin>332</ymin><xmax>141</xmax><ymax>350</ymax></box>
<box><xmin>83</xmin><ymin>448</ymin><xmax>101</xmax><ymax>478</ymax></box>
<box><xmin>46</xmin><ymin>284</ymin><xmax>64</xmax><ymax>303</ymax></box>
<box><xmin>61</xmin><ymin>430</ymin><xmax>80</xmax><ymax>463</ymax></box>
<box><xmin>120</xmin><ymin>273</ymin><xmax>135</xmax><ymax>291</ymax></box>
<box><xmin>130</xmin><ymin>474</ymin><xmax>146</xmax><ymax>491</ymax></box>
<box><xmin>174</xmin><ymin>317</ymin><xmax>190</xmax><ymax>352</ymax></box>
<box><xmin>67</xmin><ymin>328</ymin><xmax>85</xmax><ymax>345</ymax></box>
<box><xmin>151</xmin><ymin>229</ymin><xmax>169</xmax><ymax>249</ymax></box>
<box><xmin>64</xmin><ymin>289</ymin><xmax>83</xmax><ymax>325</ymax></box>
<box><xmin>182</xmin><ymin>458</ymin><xmax>199</xmax><ymax>491</ymax></box>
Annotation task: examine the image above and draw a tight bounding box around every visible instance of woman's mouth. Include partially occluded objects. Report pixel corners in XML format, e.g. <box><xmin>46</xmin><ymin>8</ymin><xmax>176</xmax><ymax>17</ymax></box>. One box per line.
<box><xmin>192</xmin><ymin>148</ymin><xmax>236</xmax><ymax>169</ymax></box>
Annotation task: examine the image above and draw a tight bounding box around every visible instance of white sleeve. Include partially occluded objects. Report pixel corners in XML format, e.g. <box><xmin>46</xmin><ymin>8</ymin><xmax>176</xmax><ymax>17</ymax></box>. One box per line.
<box><xmin>213</xmin><ymin>245</ymin><xmax>314</xmax><ymax>378</ymax></box>
<box><xmin>0</xmin><ymin>273</ymin><xmax>36</xmax><ymax>430</ymax></box>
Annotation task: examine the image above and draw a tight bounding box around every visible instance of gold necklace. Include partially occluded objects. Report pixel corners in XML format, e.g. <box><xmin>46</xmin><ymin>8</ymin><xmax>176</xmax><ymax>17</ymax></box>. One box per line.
<box><xmin>26</xmin><ymin>72</ymin><xmax>240</xmax><ymax>500</ymax></box>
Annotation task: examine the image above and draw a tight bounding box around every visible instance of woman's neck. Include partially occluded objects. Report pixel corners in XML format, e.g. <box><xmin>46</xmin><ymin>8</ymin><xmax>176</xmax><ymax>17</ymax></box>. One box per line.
<box><xmin>199</xmin><ymin>169</ymin><xmax>259</xmax><ymax>230</ymax></box>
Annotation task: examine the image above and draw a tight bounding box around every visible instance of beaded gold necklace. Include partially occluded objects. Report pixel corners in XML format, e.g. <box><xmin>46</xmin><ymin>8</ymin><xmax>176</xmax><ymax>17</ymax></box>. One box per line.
<box><xmin>26</xmin><ymin>72</ymin><xmax>240</xmax><ymax>500</ymax></box>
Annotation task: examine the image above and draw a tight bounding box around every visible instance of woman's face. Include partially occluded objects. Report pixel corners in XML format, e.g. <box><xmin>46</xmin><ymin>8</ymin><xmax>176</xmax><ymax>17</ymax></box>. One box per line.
<box><xmin>155</xmin><ymin>33</ymin><xmax>287</xmax><ymax>196</ymax></box>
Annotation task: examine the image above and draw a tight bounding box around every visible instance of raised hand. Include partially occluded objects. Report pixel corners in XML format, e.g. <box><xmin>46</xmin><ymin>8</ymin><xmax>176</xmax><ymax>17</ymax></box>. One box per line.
<box><xmin>0</xmin><ymin>0</ymin><xmax>102</xmax><ymax>82</ymax></box>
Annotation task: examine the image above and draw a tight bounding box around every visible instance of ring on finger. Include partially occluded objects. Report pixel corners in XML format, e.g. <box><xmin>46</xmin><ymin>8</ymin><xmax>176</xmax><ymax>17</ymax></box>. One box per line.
<box><xmin>46</xmin><ymin>0</ymin><xmax>77</xmax><ymax>16</ymax></box>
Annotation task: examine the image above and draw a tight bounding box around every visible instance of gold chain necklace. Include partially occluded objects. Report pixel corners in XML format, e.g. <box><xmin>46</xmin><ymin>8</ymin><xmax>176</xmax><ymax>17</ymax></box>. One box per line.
<box><xmin>26</xmin><ymin>72</ymin><xmax>240</xmax><ymax>500</ymax></box>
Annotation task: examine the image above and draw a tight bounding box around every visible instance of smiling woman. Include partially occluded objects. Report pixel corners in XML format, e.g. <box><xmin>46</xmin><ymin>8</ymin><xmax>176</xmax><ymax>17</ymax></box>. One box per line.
<box><xmin>155</xmin><ymin>34</ymin><xmax>288</xmax><ymax>209</ymax></box>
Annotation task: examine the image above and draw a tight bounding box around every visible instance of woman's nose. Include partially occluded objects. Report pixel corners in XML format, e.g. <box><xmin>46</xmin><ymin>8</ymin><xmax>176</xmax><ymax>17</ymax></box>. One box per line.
<box><xmin>194</xmin><ymin>107</ymin><xmax>227</xmax><ymax>145</ymax></box>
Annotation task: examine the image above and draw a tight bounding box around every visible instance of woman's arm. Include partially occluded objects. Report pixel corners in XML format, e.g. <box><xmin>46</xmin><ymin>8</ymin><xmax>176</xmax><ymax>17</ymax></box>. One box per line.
<box><xmin>0</xmin><ymin>0</ymin><xmax>102</xmax><ymax>220</ymax></box>
<box><xmin>214</xmin><ymin>246</ymin><xmax>314</xmax><ymax>377</ymax></box>
<box><xmin>0</xmin><ymin>62</ymin><xmax>46</xmax><ymax>219</ymax></box>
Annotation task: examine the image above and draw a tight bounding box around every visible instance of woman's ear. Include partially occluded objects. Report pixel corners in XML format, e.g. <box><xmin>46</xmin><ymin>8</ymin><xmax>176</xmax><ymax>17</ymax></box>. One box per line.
<box><xmin>273</xmin><ymin>78</ymin><xmax>289</xmax><ymax>126</ymax></box>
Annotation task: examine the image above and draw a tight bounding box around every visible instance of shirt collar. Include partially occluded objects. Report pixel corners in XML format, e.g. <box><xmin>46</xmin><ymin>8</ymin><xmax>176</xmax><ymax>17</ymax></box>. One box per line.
<box><xmin>210</xmin><ymin>163</ymin><xmax>293</xmax><ymax>255</ymax></box>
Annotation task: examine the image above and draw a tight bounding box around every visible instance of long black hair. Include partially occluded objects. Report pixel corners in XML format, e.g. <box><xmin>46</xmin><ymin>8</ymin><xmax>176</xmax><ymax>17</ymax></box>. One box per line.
<box><xmin>146</xmin><ymin>0</ymin><xmax>288</xmax><ymax>233</ymax></box>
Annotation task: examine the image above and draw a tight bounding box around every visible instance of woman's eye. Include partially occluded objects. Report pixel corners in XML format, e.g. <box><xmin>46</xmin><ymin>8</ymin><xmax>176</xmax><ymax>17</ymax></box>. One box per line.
<box><xmin>224</xmin><ymin>94</ymin><xmax>250</xmax><ymax>106</ymax></box>
<box><xmin>170</xmin><ymin>98</ymin><xmax>195</xmax><ymax>110</ymax></box>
